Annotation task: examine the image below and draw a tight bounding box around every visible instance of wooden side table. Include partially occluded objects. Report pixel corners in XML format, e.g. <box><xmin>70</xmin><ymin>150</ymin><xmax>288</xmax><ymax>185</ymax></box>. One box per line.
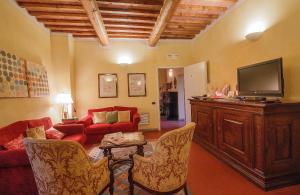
<box><xmin>61</xmin><ymin>117</ymin><xmax>78</xmax><ymax>124</ymax></box>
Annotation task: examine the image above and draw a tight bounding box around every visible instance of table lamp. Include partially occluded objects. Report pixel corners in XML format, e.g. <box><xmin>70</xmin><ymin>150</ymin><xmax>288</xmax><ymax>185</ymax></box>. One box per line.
<box><xmin>56</xmin><ymin>93</ymin><xmax>74</xmax><ymax>119</ymax></box>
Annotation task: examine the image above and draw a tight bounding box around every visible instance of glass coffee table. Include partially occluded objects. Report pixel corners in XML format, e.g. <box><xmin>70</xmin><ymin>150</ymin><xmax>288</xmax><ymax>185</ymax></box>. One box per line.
<box><xmin>99</xmin><ymin>132</ymin><xmax>147</xmax><ymax>195</ymax></box>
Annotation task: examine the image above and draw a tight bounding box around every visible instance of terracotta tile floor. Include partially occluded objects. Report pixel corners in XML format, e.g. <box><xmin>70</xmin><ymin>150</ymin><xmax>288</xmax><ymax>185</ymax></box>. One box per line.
<box><xmin>143</xmin><ymin>129</ymin><xmax>300</xmax><ymax>195</ymax></box>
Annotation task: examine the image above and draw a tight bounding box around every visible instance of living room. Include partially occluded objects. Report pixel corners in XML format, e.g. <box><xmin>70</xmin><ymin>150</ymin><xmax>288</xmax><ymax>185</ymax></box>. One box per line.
<box><xmin>1</xmin><ymin>0</ymin><xmax>300</xmax><ymax>194</ymax></box>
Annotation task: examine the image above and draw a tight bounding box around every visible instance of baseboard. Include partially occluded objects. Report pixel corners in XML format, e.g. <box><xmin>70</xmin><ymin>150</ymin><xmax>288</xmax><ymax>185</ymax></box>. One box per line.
<box><xmin>139</xmin><ymin>128</ymin><xmax>159</xmax><ymax>132</ymax></box>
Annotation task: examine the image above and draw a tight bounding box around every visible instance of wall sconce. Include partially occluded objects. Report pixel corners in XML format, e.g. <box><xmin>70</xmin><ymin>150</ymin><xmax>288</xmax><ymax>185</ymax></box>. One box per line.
<box><xmin>118</xmin><ymin>55</ymin><xmax>132</xmax><ymax>65</ymax></box>
<box><xmin>245</xmin><ymin>22</ymin><xmax>265</xmax><ymax>41</ymax></box>
<box><xmin>168</xmin><ymin>69</ymin><xmax>173</xmax><ymax>77</ymax></box>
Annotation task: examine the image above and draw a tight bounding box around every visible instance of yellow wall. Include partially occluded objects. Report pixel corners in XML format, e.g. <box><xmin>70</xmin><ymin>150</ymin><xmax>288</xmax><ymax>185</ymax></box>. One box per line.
<box><xmin>0</xmin><ymin>1</ymin><xmax>67</xmax><ymax>127</ymax></box>
<box><xmin>192</xmin><ymin>0</ymin><xmax>300</xmax><ymax>100</ymax></box>
<box><xmin>74</xmin><ymin>39</ymin><xmax>193</xmax><ymax>129</ymax></box>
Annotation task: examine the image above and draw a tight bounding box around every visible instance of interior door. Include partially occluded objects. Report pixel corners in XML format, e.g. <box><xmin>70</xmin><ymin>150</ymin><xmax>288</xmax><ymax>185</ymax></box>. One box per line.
<box><xmin>184</xmin><ymin>62</ymin><xmax>207</xmax><ymax>123</ymax></box>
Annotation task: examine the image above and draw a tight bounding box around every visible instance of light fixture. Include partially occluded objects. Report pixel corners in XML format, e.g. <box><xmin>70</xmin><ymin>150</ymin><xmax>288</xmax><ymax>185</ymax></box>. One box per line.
<box><xmin>245</xmin><ymin>21</ymin><xmax>265</xmax><ymax>41</ymax></box>
<box><xmin>168</xmin><ymin>69</ymin><xmax>173</xmax><ymax>77</ymax></box>
<box><xmin>118</xmin><ymin>55</ymin><xmax>132</xmax><ymax>65</ymax></box>
<box><xmin>56</xmin><ymin>93</ymin><xmax>74</xmax><ymax>119</ymax></box>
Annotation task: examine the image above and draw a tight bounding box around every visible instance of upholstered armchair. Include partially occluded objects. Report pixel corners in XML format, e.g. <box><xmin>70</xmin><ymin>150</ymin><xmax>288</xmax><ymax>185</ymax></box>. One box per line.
<box><xmin>23</xmin><ymin>138</ymin><xmax>110</xmax><ymax>195</ymax></box>
<box><xmin>130</xmin><ymin>122</ymin><xmax>196</xmax><ymax>194</ymax></box>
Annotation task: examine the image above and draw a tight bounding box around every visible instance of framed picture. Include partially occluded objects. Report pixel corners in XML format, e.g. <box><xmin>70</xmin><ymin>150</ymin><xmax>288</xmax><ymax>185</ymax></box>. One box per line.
<box><xmin>26</xmin><ymin>61</ymin><xmax>50</xmax><ymax>97</ymax></box>
<box><xmin>98</xmin><ymin>73</ymin><xmax>118</xmax><ymax>98</ymax></box>
<box><xmin>0</xmin><ymin>49</ymin><xmax>28</xmax><ymax>98</ymax></box>
<box><xmin>128</xmin><ymin>73</ymin><xmax>146</xmax><ymax>97</ymax></box>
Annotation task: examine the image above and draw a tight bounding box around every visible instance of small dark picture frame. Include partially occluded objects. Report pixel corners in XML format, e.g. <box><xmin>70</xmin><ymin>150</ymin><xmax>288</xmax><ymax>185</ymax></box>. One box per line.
<box><xmin>98</xmin><ymin>73</ymin><xmax>118</xmax><ymax>98</ymax></box>
<box><xmin>128</xmin><ymin>73</ymin><xmax>146</xmax><ymax>97</ymax></box>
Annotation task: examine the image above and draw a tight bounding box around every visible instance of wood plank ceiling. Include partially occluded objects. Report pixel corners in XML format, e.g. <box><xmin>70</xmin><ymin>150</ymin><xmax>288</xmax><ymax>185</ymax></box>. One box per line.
<box><xmin>15</xmin><ymin>0</ymin><xmax>238</xmax><ymax>46</ymax></box>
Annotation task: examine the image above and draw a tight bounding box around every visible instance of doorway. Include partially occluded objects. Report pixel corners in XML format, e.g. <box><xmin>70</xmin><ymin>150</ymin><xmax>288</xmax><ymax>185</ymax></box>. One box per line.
<box><xmin>158</xmin><ymin>68</ymin><xmax>186</xmax><ymax>130</ymax></box>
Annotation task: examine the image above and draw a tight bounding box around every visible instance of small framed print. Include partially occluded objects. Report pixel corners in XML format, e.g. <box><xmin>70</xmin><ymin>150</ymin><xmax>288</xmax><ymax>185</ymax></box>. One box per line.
<box><xmin>98</xmin><ymin>73</ymin><xmax>118</xmax><ymax>98</ymax></box>
<box><xmin>128</xmin><ymin>73</ymin><xmax>146</xmax><ymax>97</ymax></box>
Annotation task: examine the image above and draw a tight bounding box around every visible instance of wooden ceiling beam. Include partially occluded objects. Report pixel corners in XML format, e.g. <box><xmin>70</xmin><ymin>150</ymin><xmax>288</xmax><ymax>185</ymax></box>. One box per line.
<box><xmin>74</xmin><ymin>34</ymin><xmax>97</xmax><ymax>38</ymax></box>
<box><xmin>16</xmin><ymin>0</ymin><xmax>80</xmax><ymax>5</ymax></box>
<box><xmin>176</xmin><ymin>5</ymin><xmax>226</xmax><ymax>15</ymax></box>
<box><xmin>149</xmin><ymin>0</ymin><xmax>180</xmax><ymax>47</ymax></box>
<box><xmin>170</xmin><ymin>18</ymin><xmax>212</xmax><ymax>25</ymax></box>
<box><xmin>105</xmin><ymin>23</ymin><xmax>153</xmax><ymax>29</ymax></box>
<box><xmin>18</xmin><ymin>3</ymin><xmax>85</xmax><ymax>13</ymax></box>
<box><xmin>52</xmin><ymin>30</ymin><xmax>96</xmax><ymax>35</ymax></box>
<box><xmin>98</xmin><ymin>0</ymin><xmax>162</xmax><ymax>11</ymax></box>
<box><xmin>80</xmin><ymin>0</ymin><xmax>109</xmax><ymax>46</ymax></box>
<box><xmin>106</xmin><ymin>26</ymin><xmax>152</xmax><ymax>32</ymax></box>
<box><xmin>37</xmin><ymin>18</ymin><xmax>92</xmax><ymax>26</ymax></box>
<box><xmin>102</xmin><ymin>15</ymin><xmax>156</xmax><ymax>24</ymax></box>
<box><xmin>108</xmin><ymin>32</ymin><xmax>150</xmax><ymax>36</ymax></box>
<box><xmin>99</xmin><ymin>7</ymin><xmax>159</xmax><ymax>18</ymax></box>
<box><xmin>179</xmin><ymin>0</ymin><xmax>237</xmax><ymax>8</ymax></box>
<box><xmin>46</xmin><ymin>25</ymin><xmax>94</xmax><ymax>32</ymax></box>
<box><xmin>30</xmin><ymin>11</ymin><xmax>89</xmax><ymax>20</ymax></box>
<box><xmin>97</xmin><ymin>0</ymin><xmax>163</xmax><ymax>6</ymax></box>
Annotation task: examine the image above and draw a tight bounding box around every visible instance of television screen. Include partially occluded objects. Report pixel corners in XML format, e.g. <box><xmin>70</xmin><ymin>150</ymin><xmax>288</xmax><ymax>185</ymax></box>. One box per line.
<box><xmin>237</xmin><ymin>58</ymin><xmax>284</xmax><ymax>97</ymax></box>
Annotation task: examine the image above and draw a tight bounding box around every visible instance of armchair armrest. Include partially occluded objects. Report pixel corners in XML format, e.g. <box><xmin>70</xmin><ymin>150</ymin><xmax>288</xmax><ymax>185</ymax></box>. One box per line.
<box><xmin>77</xmin><ymin>115</ymin><xmax>93</xmax><ymax>127</ymax></box>
<box><xmin>133</xmin><ymin>113</ymin><xmax>141</xmax><ymax>125</ymax></box>
<box><xmin>0</xmin><ymin>149</ymin><xmax>30</xmax><ymax>168</ymax></box>
<box><xmin>53</xmin><ymin>123</ymin><xmax>85</xmax><ymax>135</ymax></box>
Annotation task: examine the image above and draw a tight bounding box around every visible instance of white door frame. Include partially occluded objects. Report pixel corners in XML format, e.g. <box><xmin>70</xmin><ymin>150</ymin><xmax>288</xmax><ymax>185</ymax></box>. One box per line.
<box><xmin>156</xmin><ymin>66</ymin><xmax>185</xmax><ymax>131</ymax></box>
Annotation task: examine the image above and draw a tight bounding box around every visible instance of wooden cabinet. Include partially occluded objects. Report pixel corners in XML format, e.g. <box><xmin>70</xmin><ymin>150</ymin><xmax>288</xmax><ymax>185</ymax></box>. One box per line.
<box><xmin>190</xmin><ymin>99</ymin><xmax>300</xmax><ymax>190</ymax></box>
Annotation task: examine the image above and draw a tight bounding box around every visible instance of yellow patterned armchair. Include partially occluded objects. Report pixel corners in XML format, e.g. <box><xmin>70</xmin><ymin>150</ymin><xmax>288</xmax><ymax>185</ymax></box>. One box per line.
<box><xmin>131</xmin><ymin>122</ymin><xmax>195</xmax><ymax>194</ymax></box>
<box><xmin>23</xmin><ymin>138</ymin><xmax>110</xmax><ymax>195</ymax></box>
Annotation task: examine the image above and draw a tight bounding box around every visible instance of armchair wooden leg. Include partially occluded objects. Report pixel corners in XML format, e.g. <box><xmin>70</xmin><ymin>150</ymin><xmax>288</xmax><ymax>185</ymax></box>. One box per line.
<box><xmin>128</xmin><ymin>155</ymin><xmax>134</xmax><ymax>195</ymax></box>
<box><xmin>184</xmin><ymin>183</ymin><xmax>188</xmax><ymax>195</ymax></box>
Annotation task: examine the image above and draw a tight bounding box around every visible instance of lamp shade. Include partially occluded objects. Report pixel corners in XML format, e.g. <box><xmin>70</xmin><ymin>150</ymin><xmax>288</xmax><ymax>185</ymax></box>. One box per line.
<box><xmin>56</xmin><ymin>93</ymin><xmax>73</xmax><ymax>104</ymax></box>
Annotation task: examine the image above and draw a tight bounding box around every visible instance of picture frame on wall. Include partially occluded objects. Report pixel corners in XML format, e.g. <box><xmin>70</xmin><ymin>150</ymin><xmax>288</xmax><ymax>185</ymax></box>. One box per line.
<box><xmin>98</xmin><ymin>73</ymin><xmax>118</xmax><ymax>98</ymax></box>
<box><xmin>128</xmin><ymin>73</ymin><xmax>146</xmax><ymax>97</ymax></box>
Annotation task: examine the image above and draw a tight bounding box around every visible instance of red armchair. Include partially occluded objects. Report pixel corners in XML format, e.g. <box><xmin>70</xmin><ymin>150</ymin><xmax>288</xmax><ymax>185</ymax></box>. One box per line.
<box><xmin>0</xmin><ymin>117</ymin><xmax>86</xmax><ymax>195</ymax></box>
<box><xmin>79</xmin><ymin>106</ymin><xmax>141</xmax><ymax>144</ymax></box>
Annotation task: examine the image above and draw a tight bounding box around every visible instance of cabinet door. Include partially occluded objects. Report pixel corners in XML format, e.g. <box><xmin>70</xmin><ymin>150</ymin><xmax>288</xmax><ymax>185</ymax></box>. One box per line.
<box><xmin>191</xmin><ymin>105</ymin><xmax>214</xmax><ymax>145</ymax></box>
<box><xmin>217</xmin><ymin>109</ymin><xmax>254</xmax><ymax>167</ymax></box>
<box><xmin>265</xmin><ymin>113</ymin><xmax>300</xmax><ymax>175</ymax></box>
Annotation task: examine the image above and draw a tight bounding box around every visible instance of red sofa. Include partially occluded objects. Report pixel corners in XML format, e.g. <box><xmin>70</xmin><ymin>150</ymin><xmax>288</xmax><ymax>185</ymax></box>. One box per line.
<box><xmin>0</xmin><ymin>117</ymin><xmax>86</xmax><ymax>195</ymax></box>
<box><xmin>79</xmin><ymin>106</ymin><xmax>141</xmax><ymax>144</ymax></box>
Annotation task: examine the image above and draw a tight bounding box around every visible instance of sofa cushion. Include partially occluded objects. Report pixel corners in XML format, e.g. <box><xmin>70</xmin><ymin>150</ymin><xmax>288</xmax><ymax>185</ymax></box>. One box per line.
<box><xmin>46</xmin><ymin>128</ymin><xmax>65</xmax><ymax>140</ymax></box>
<box><xmin>0</xmin><ymin>121</ymin><xmax>28</xmax><ymax>146</ymax></box>
<box><xmin>88</xmin><ymin>107</ymin><xmax>113</xmax><ymax>116</ymax></box>
<box><xmin>26</xmin><ymin>126</ymin><xmax>46</xmax><ymax>139</ymax></box>
<box><xmin>114</xmin><ymin>106</ymin><xmax>137</xmax><ymax>121</ymax></box>
<box><xmin>85</xmin><ymin>123</ymin><xmax>111</xmax><ymax>134</ymax></box>
<box><xmin>27</xmin><ymin>117</ymin><xmax>52</xmax><ymax>130</ymax></box>
<box><xmin>106</xmin><ymin>111</ymin><xmax>118</xmax><ymax>124</ymax></box>
<box><xmin>63</xmin><ymin>134</ymin><xmax>86</xmax><ymax>145</ymax></box>
<box><xmin>93</xmin><ymin>111</ymin><xmax>107</xmax><ymax>124</ymax></box>
<box><xmin>111</xmin><ymin>122</ymin><xmax>135</xmax><ymax>132</ymax></box>
<box><xmin>3</xmin><ymin>134</ymin><xmax>24</xmax><ymax>150</ymax></box>
<box><xmin>118</xmin><ymin>111</ymin><xmax>130</xmax><ymax>122</ymax></box>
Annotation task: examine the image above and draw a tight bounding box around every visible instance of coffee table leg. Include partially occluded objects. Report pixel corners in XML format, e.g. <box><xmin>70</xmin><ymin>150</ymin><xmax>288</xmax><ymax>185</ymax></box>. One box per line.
<box><xmin>103</xmin><ymin>148</ymin><xmax>108</xmax><ymax>157</ymax></box>
<box><xmin>109</xmin><ymin>169</ymin><xmax>114</xmax><ymax>195</ymax></box>
<box><xmin>137</xmin><ymin>145</ymin><xmax>144</xmax><ymax>156</ymax></box>
<box><xmin>108</xmin><ymin>160</ymin><xmax>114</xmax><ymax>195</ymax></box>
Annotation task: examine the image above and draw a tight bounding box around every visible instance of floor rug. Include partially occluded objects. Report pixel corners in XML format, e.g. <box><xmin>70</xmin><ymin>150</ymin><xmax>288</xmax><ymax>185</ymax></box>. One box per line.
<box><xmin>87</xmin><ymin>141</ymin><xmax>191</xmax><ymax>195</ymax></box>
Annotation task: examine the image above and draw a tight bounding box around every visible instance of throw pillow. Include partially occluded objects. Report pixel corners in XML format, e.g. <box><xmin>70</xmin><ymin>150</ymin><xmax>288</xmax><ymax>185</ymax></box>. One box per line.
<box><xmin>46</xmin><ymin>128</ymin><xmax>65</xmax><ymax>140</ymax></box>
<box><xmin>3</xmin><ymin>134</ymin><xmax>24</xmax><ymax>150</ymax></box>
<box><xmin>26</xmin><ymin>126</ymin><xmax>46</xmax><ymax>139</ymax></box>
<box><xmin>106</xmin><ymin>111</ymin><xmax>118</xmax><ymax>124</ymax></box>
<box><xmin>93</xmin><ymin>111</ymin><xmax>107</xmax><ymax>124</ymax></box>
<box><xmin>118</xmin><ymin>111</ymin><xmax>130</xmax><ymax>122</ymax></box>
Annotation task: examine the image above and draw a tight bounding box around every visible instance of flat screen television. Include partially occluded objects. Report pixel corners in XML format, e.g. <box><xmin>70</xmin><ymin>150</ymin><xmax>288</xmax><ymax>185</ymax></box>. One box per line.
<box><xmin>237</xmin><ymin>58</ymin><xmax>284</xmax><ymax>97</ymax></box>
